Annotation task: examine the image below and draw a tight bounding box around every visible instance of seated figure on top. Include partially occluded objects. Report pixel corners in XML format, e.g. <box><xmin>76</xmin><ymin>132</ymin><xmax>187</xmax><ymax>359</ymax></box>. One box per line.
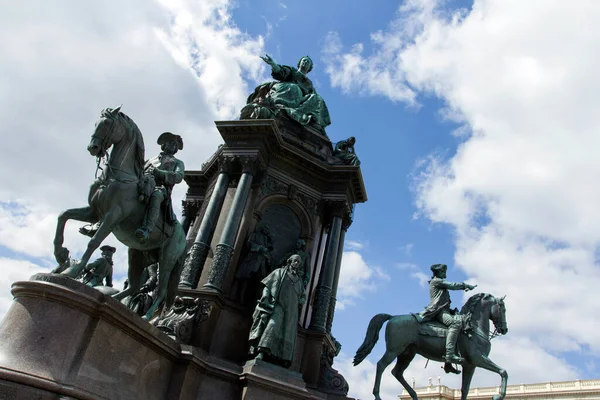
<box><xmin>240</xmin><ymin>54</ymin><xmax>331</xmax><ymax>135</ymax></box>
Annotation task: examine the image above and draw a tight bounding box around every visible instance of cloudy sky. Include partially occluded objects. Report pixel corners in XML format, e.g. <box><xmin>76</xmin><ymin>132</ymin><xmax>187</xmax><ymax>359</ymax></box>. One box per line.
<box><xmin>2</xmin><ymin>0</ymin><xmax>600</xmax><ymax>398</ymax></box>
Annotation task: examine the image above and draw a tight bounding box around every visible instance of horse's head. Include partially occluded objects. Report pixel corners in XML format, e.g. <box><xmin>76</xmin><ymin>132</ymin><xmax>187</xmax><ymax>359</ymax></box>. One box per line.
<box><xmin>489</xmin><ymin>295</ymin><xmax>508</xmax><ymax>335</ymax></box>
<box><xmin>88</xmin><ymin>105</ymin><xmax>126</xmax><ymax>157</ymax></box>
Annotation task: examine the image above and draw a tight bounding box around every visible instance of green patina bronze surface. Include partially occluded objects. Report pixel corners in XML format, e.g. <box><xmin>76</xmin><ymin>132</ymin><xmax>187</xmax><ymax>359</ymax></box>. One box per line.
<box><xmin>80</xmin><ymin>245</ymin><xmax>115</xmax><ymax>288</ymax></box>
<box><xmin>52</xmin><ymin>106</ymin><xmax>187</xmax><ymax>321</ymax></box>
<box><xmin>333</xmin><ymin>136</ymin><xmax>360</xmax><ymax>166</ymax></box>
<box><xmin>248</xmin><ymin>254</ymin><xmax>305</xmax><ymax>368</ymax></box>
<box><xmin>240</xmin><ymin>54</ymin><xmax>331</xmax><ymax>134</ymax></box>
<box><xmin>353</xmin><ymin>264</ymin><xmax>509</xmax><ymax>400</ymax></box>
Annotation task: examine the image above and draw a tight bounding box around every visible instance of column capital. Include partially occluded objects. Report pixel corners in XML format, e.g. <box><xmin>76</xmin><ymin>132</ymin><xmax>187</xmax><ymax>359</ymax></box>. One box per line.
<box><xmin>326</xmin><ymin>201</ymin><xmax>349</xmax><ymax>220</ymax></box>
<box><xmin>218</xmin><ymin>154</ymin><xmax>236</xmax><ymax>174</ymax></box>
<box><xmin>239</xmin><ymin>155</ymin><xmax>260</xmax><ymax>175</ymax></box>
<box><xmin>181</xmin><ymin>199</ymin><xmax>201</xmax><ymax>217</ymax></box>
<box><xmin>342</xmin><ymin>212</ymin><xmax>353</xmax><ymax>231</ymax></box>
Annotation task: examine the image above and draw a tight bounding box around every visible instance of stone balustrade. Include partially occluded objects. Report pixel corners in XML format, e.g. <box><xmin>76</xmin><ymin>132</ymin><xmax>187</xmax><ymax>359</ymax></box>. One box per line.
<box><xmin>399</xmin><ymin>378</ymin><xmax>600</xmax><ymax>399</ymax></box>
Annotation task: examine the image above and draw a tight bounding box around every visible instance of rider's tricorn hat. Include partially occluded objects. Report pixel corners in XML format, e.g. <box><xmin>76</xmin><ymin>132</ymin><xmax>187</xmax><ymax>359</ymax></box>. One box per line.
<box><xmin>430</xmin><ymin>263</ymin><xmax>447</xmax><ymax>273</ymax></box>
<box><xmin>100</xmin><ymin>245</ymin><xmax>117</xmax><ymax>254</ymax></box>
<box><xmin>157</xmin><ymin>132</ymin><xmax>184</xmax><ymax>150</ymax></box>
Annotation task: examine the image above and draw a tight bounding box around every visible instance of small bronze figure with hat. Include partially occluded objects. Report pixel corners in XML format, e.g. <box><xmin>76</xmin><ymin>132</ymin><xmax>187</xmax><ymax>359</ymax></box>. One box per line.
<box><xmin>135</xmin><ymin>132</ymin><xmax>185</xmax><ymax>243</ymax></box>
<box><xmin>81</xmin><ymin>245</ymin><xmax>116</xmax><ymax>287</ymax></box>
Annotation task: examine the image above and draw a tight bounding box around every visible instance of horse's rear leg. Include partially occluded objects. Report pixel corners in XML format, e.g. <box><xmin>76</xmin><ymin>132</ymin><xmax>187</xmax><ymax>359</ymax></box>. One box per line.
<box><xmin>391</xmin><ymin>347</ymin><xmax>418</xmax><ymax>400</ymax></box>
<box><xmin>373</xmin><ymin>350</ymin><xmax>396</xmax><ymax>400</ymax></box>
<box><xmin>113</xmin><ymin>248</ymin><xmax>146</xmax><ymax>301</ymax></box>
<box><xmin>143</xmin><ymin>242</ymin><xmax>181</xmax><ymax>321</ymax></box>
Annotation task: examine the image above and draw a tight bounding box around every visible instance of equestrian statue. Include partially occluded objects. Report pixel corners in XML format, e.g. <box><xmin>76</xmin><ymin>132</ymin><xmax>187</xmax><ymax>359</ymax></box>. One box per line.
<box><xmin>52</xmin><ymin>106</ymin><xmax>187</xmax><ymax>320</ymax></box>
<box><xmin>353</xmin><ymin>264</ymin><xmax>509</xmax><ymax>400</ymax></box>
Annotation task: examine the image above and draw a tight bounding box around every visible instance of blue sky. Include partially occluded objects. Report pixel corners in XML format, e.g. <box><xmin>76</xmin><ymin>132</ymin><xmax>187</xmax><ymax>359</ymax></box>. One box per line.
<box><xmin>1</xmin><ymin>1</ymin><xmax>600</xmax><ymax>399</ymax></box>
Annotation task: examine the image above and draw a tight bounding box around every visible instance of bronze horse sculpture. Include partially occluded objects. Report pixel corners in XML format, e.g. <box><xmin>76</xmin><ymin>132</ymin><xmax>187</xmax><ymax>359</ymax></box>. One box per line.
<box><xmin>354</xmin><ymin>293</ymin><xmax>508</xmax><ymax>400</ymax></box>
<box><xmin>52</xmin><ymin>106</ymin><xmax>187</xmax><ymax>320</ymax></box>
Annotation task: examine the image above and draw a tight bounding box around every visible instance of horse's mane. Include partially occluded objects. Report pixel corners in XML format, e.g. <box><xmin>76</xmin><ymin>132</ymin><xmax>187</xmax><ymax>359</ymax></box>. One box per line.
<box><xmin>115</xmin><ymin>111</ymin><xmax>145</xmax><ymax>178</ymax></box>
<box><xmin>460</xmin><ymin>292</ymin><xmax>487</xmax><ymax>314</ymax></box>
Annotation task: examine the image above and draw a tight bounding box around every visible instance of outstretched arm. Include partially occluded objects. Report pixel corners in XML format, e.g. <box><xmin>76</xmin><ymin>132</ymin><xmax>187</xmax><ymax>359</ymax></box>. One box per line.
<box><xmin>260</xmin><ymin>54</ymin><xmax>281</xmax><ymax>75</ymax></box>
<box><xmin>437</xmin><ymin>280</ymin><xmax>476</xmax><ymax>291</ymax></box>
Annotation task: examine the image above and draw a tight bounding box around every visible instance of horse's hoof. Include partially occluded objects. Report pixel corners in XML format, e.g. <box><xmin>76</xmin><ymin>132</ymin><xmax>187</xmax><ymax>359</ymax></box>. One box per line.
<box><xmin>54</xmin><ymin>246</ymin><xmax>70</xmax><ymax>265</ymax></box>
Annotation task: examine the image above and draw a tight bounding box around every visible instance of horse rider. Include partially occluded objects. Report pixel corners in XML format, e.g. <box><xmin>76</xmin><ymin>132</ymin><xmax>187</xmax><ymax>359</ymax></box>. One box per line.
<box><xmin>135</xmin><ymin>132</ymin><xmax>185</xmax><ymax>243</ymax></box>
<box><xmin>418</xmin><ymin>263</ymin><xmax>476</xmax><ymax>374</ymax></box>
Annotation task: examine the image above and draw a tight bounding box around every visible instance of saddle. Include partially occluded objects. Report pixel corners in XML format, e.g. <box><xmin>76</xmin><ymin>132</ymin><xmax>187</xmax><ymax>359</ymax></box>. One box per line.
<box><xmin>410</xmin><ymin>312</ymin><xmax>472</xmax><ymax>338</ymax></box>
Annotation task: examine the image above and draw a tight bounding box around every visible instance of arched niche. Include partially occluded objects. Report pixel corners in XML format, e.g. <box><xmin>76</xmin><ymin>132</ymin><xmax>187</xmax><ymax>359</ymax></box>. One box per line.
<box><xmin>254</xmin><ymin>196</ymin><xmax>313</xmax><ymax>268</ymax></box>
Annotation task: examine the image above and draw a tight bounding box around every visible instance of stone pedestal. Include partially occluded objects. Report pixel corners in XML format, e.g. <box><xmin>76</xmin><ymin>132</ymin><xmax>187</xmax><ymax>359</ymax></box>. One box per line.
<box><xmin>240</xmin><ymin>359</ymin><xmax>321</xmax><ymax>400</ymax></box>
<box><xmin>0</xmin><ymin>273</ymin><xmax>355</xmax><ymax>399</ymax></box>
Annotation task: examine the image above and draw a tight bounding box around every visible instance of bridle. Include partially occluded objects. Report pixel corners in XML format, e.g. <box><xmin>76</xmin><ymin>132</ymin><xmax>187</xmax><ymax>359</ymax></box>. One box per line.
<box><xmin>91</xmin><ymin>113</ymin><xmax>137</xmax><ymax>183</ymax></box>
<box><xmin>489</xmin><ymin>296</ymin><xmax>507</xmax><ymax>340</ymax></box>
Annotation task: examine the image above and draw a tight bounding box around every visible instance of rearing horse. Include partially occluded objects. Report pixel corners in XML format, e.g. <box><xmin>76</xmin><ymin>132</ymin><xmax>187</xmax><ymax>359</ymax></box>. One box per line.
<box><xmin>52</xmin><ymin>106</ymin><xmax>187</xmax><ymax>320</ymax></box>
<box><xmin>354</xmin><ymin>293</ymin><xmax>508</xmax><ymax>400</ymax></box>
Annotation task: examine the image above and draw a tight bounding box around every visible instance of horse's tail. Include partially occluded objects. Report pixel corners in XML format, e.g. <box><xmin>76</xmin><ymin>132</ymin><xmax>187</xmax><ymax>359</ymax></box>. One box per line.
<box><xmin>353</xmin><ymin>313</ymin><xmax>392</xmax><ymax>366</ymax></box>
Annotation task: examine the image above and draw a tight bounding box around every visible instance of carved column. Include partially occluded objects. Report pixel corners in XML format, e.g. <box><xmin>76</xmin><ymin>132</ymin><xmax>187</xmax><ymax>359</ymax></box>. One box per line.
<box><xmin>309</xmin><ymin>201</ymin><xmax>346</xmax><ymax>332</ymax></box>
<box><xmin>203</xmin><ymin>156</ymin><xmax>258</xmax><ymax>292</ymax></box>
<box><xmin>181</xmin><ymin>199</ymin><xmax>200</xmax><ymax>237</ymax></box>
<box><xmin>179</xmin><ymin>156</ymin><xmax>234</xmax><ymax>289</ymax></box>
<box><xmin>325</xmin><ymin>213</ymin><xmax>352</xmax><ymax>332</ymax></box>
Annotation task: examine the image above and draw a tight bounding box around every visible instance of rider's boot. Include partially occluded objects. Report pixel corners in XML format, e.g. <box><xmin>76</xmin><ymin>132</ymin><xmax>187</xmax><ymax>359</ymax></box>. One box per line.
<box><xmin>136</xmin><ymin>195</ymin><xmax>161</xmax><ymax>243</ymax></box>
<box><xmin>444</xmin><ymin>362</ymin><xmax>461</xmax><ymax>375</ymax></box>
<box><xmin>79</xmin><ymin>222</ymin><xmax>101</xmax><ymax>238</ymax></box>
<box><xmin>443</xmin><ymin>324</ymin><xmax>464</xmax><ymax>373</ymax></box>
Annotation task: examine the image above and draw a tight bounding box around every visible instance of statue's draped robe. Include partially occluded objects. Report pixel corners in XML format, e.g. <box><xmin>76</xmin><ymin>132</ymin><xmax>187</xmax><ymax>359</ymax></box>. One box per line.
<box><xmin>248</xmin><ymin>267</ymin><xmax>304</xmax><ymax>363</ymax></box>
<box><xmin>333</xmin><ymin>140</ymin><xmax>360</xmax><ymax>166</ymax></box>
<box><xmin>248</xmin><ymin>65</ymin><xmax>331</xmax><ymax>130</ymax></box>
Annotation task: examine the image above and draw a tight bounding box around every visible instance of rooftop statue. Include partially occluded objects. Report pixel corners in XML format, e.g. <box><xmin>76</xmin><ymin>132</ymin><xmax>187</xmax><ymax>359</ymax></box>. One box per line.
<box><xmin>52</xmin><ymin>106</ymin><xmax>187</xmax><ymax>320</ymax></box>
<box><xmin>353</xmin><ymin>264</ymin><xmax>509</xmax><ymax>400</ymax></box>
<box><xmin>240</xmin><ymin>54</ymin><xmax>331</xmax><ymax>135</ymax></box>
<box><xmin>333</xmin><ymin>136</ymin><xmax>360</xmax><ymax>166</ymax></box>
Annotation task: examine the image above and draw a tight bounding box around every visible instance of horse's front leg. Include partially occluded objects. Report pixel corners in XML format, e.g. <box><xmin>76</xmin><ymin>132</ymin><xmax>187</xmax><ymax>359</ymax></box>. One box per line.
<box><xmin>473</xmin><ymin>355</ymin><xmax>508</xmax><ymax>400</ymax></box>
<box><xmin>62</xmin><ymin>210</ymin><xmax>121</xmax><ymax>278</ymax></box>
<box><xmin>53</xmin><ymin>206</ymin><xmax>98</xmax><ymax>264</ymax></box>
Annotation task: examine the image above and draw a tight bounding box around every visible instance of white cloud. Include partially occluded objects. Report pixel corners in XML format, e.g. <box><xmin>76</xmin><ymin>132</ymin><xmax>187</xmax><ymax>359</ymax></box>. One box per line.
<box><xmin>346</xmin><ymin>240</ymin><xmax>365</xmax><ymax>250</ymax></box>
<box><xmin>396</xmin><ymin>262</ymin><xmax>430</xmax><ymax>287</ymax></box>
<box><xmin>398</xmin><ymin>243</ymin><xmax>414</xmax><ymax>255</ymax></box>
<box><xmin>0</xmin><ymin>0</ymin><xmax>265</xmax><ymax>317</ymax></box>
<box><xmin>337</xmin><ymin>251</ymin><xmax>389</xmax><ymax>310</ymax></box>
<box><xmin>324</xmin><ymin>0</ymin><xmax>600</xmax><ymax>385</ymax></box>
<box><xmin>0</xmin><ymin>258</ymin><xmax>48</xmax><ymax>320</ymax></box>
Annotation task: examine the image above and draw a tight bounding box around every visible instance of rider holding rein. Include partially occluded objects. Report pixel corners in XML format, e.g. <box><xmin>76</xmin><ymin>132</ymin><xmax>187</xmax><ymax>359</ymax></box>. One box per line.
<box><xmin>418</xmin><ymin>263</ymin><xmax>476</xmax><ymax>374</ymax></box>
<box><xmin>135</xmin><ymin>132</ymin><xmax>184</xmax><ymax>243</ymax></box>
